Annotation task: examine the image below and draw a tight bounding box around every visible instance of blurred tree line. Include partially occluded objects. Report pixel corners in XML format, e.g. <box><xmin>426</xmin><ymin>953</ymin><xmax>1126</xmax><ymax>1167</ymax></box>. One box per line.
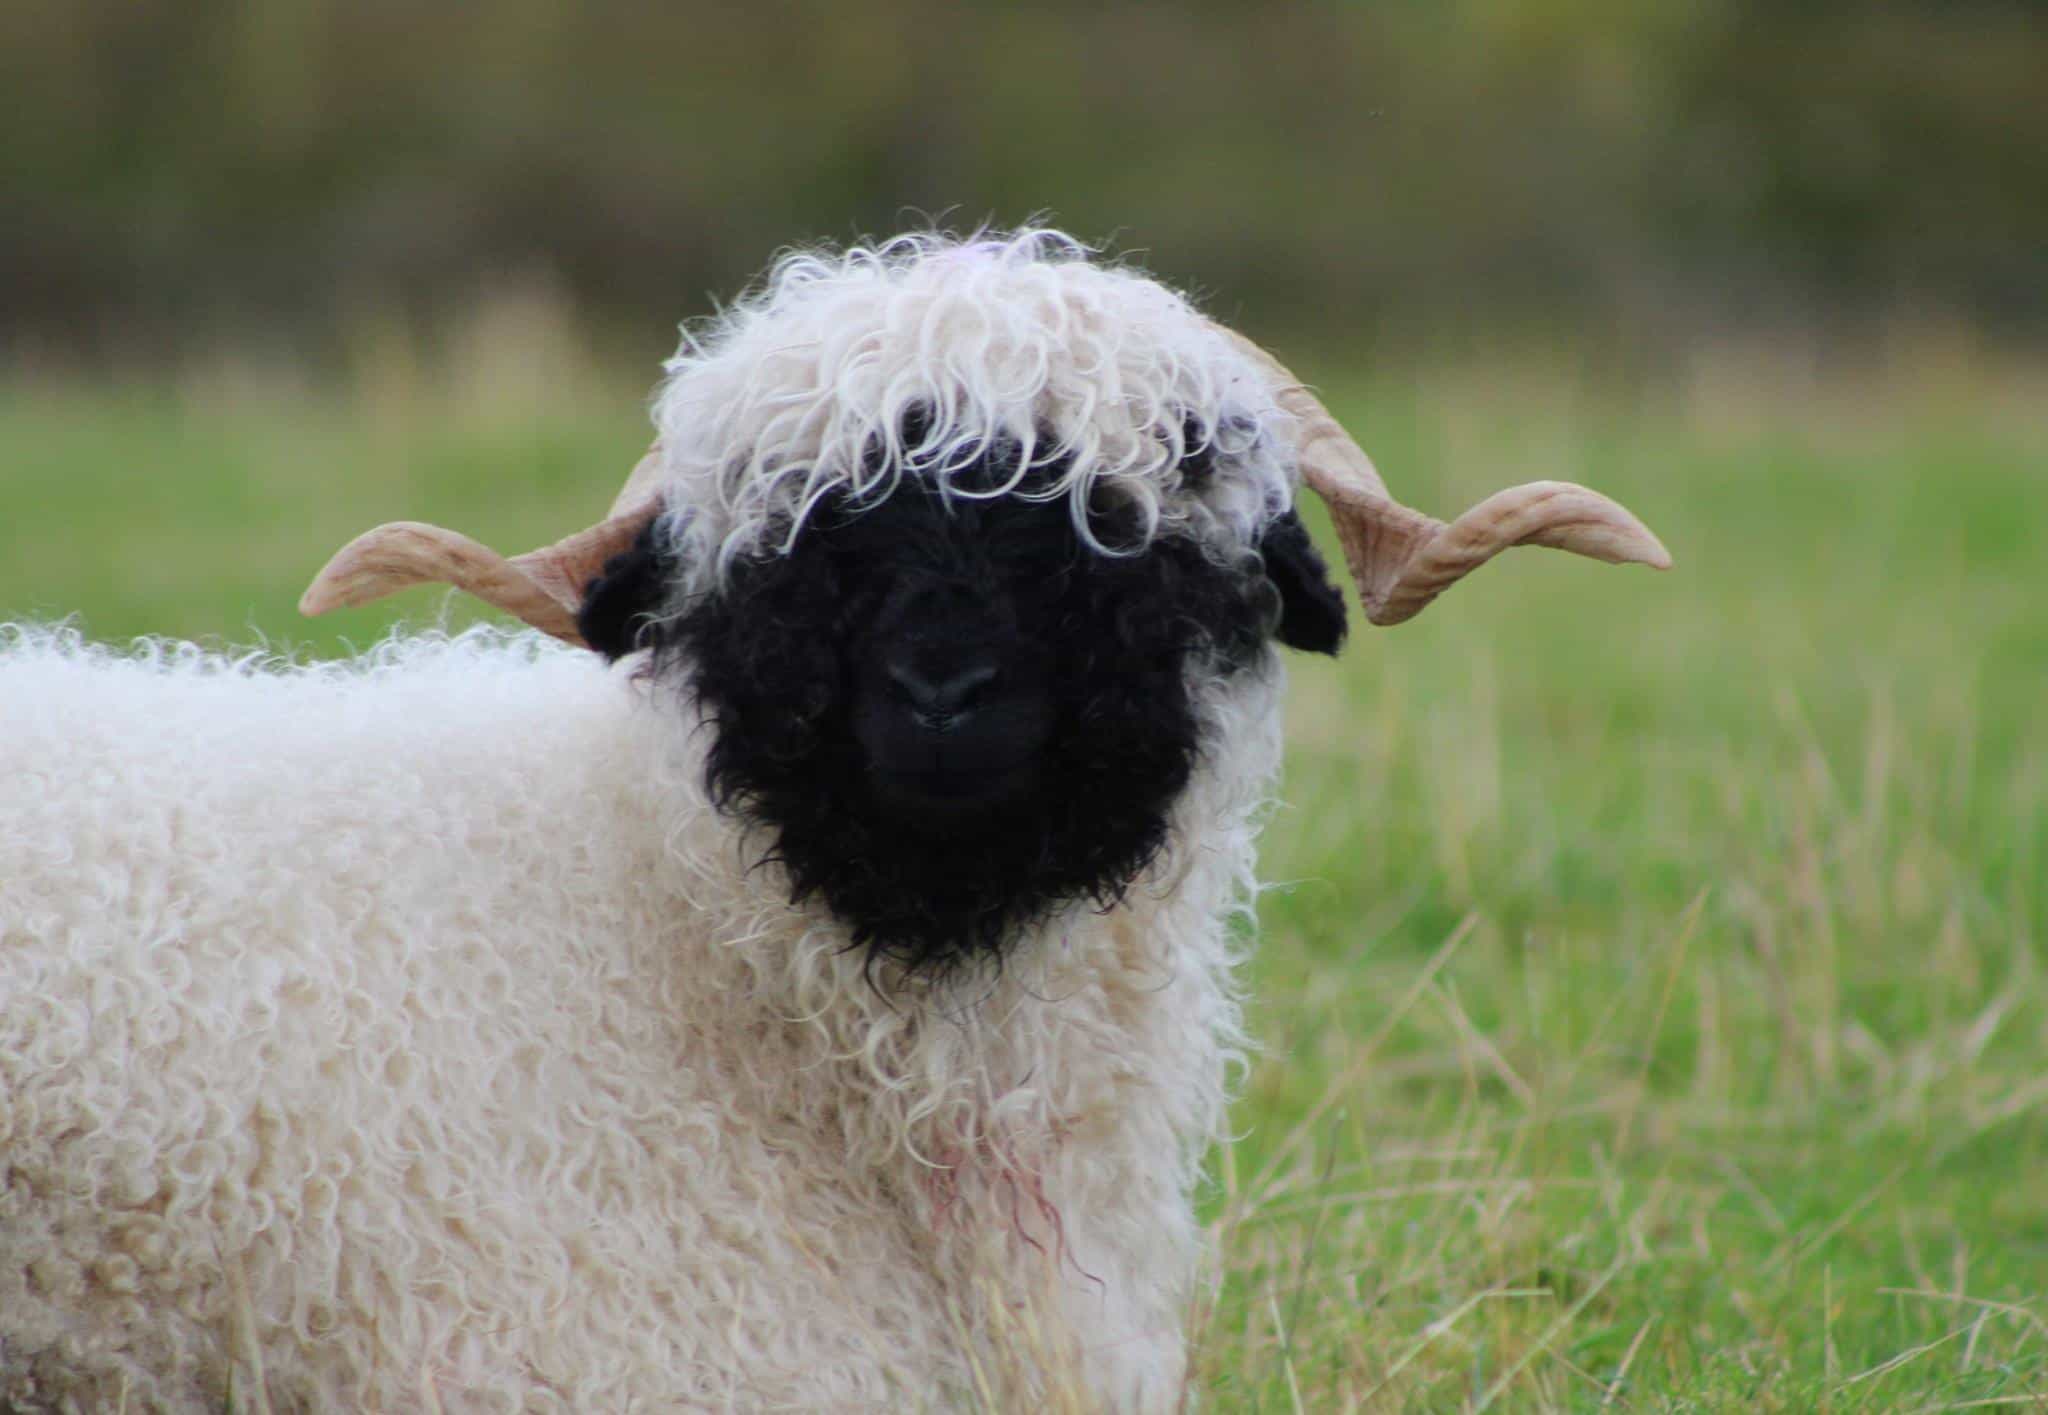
<box><xmin>4</xmin><ymin>0</ymin><xmax>2043</xmax><ymax>367</ymax></box>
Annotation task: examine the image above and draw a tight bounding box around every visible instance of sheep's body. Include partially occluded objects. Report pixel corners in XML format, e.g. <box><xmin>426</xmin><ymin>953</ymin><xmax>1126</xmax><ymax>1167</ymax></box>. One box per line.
<box><xmin>0</xmin><ymin>231</ymin><xmax>1672</xmax><ymax>1409</ymax></box>
<box><xmin>0</xmin><ymin>626</ymin><xmax>1281</xmax><ymax>1409</ymax></box>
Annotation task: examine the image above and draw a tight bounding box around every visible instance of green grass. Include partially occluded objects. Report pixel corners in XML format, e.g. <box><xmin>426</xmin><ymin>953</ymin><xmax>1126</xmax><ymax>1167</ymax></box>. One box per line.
<box><xmin>3</xmin><ymin>351</ymin><xmax>2043</xmax><ymax>1411</ymax></box>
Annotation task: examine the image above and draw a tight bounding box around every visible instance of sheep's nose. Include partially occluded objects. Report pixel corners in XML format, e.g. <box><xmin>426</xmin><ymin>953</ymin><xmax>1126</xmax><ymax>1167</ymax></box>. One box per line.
<box><xmin>888</xmin><ymin>658</ymin><xmax>999</xmax><ymax>726</ymax></box>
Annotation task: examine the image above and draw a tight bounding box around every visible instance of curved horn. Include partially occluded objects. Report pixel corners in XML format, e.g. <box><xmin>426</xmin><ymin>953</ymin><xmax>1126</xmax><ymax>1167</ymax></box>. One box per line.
<box><xmin>300</xmin><ymin>449</ymin><xmax>666</xmax><ymax>647</ymax></box>
<box><xmin>1221</xmin><ymin>329</ymin><xmax>1671</xmax><ymax>625</ymax></box>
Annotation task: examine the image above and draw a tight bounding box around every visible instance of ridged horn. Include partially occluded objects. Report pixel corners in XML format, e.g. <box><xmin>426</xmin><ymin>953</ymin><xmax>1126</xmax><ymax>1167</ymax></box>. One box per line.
<box><xmin>299</xmin><ymin>448</ymin><xmax>666</xmax><ymax>647</ymax></box>
<box><xmin>1220</xmin><ymin>329</ymin><xmax>1672</xmax><ymax>625</ymax></box>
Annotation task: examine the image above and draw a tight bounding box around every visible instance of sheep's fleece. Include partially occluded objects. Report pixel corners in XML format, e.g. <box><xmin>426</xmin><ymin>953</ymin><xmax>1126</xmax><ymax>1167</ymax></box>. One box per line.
<box><xmin>0</xmin><ymin>232</ymin><xmax>1657</xmax><ymax>1411</ymax></box>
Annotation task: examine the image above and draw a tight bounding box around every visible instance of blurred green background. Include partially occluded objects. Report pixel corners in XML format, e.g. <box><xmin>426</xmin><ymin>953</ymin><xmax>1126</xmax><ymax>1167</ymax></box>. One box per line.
<box><xmin>5</xmin><ymin>0</ymin><xmax>2046</xmax><ymax>369</ymax></box>
<box><xmin>5</xmin><ymin>4</ymin><xmax>2047</xmax><ymax>1408</ymax></box>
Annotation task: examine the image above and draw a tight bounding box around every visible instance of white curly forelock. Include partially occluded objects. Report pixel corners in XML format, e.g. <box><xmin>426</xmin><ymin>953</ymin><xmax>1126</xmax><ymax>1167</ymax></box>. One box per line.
<box><xmin>651</xmin><ymin>228</ymin><xmax>1298</xmax><ymax>590</ymax></box>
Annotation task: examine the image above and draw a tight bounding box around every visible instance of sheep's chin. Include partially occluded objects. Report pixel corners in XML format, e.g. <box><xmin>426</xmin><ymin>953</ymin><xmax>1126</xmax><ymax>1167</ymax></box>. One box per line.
<box><xmin>866</xmin><ymin>759</ymin><xmax>1042</xmax><ymax>824</ymax></box>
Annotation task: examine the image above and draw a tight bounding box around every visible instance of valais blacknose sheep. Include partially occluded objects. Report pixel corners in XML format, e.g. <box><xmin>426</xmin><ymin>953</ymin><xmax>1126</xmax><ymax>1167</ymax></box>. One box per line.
<box><xmin>0</xmin><ymin>231</ymin><xmax>1668</xmax><ymax>1410</ymax></box>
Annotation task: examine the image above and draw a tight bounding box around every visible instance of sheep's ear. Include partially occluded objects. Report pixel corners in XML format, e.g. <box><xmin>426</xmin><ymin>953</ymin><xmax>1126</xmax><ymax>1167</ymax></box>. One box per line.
<box><xmin>576</xmin><ymin>519</ymin><xmax>675</xmax><ymax>662</ymax></box>
<box><xmin>1258</xmin><ymin>509</ymin><xmax>1348</xmax><ymax>655</ymax></box>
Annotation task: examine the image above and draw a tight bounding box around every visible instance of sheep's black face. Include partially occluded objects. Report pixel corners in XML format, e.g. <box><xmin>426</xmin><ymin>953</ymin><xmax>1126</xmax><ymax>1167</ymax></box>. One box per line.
<box><xmin>579</xmin><ymin>449</ymin><xmax>1345</xmax><ymax>978</ymax></box>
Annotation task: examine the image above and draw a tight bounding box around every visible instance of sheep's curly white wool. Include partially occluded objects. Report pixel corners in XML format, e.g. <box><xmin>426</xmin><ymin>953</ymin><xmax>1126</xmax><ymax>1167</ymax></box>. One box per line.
<box><xmin>653</xmin><ymin>228</ymin><xmax>1297</xmax><ymax>590</ymax></box>
<box><xmin>0</xmin><ymin>626</ymin><xmax>1277</xmax><ymax>1413</ymax></box>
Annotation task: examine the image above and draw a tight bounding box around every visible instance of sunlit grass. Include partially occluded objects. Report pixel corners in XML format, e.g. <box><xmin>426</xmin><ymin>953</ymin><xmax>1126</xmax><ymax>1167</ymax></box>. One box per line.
<box><xmin>3</xmin><ymin>337</ymin><xmax>2042</xmax><ymax>1411</ymax></box>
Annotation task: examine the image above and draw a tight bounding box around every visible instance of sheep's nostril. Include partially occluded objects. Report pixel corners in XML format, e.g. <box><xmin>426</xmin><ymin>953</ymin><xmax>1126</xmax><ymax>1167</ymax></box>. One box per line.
<box><xmin>887</xmin><ymin>659</ymin><xmax>1000</xmax><ymax>725</ymax></box>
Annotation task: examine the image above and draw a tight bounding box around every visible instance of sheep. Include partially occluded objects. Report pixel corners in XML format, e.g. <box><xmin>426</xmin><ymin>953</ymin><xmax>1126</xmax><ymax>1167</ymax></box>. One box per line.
<box><xmin>0</xmin><ymin>229</ymin><xmax>1668</xmax><ymax>1411</ymax></box>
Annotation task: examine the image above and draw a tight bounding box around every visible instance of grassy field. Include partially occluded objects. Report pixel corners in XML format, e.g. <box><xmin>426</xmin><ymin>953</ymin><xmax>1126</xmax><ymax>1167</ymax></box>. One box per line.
<box><xmin>3</xmin><ymin>347</ymin><xmax>2043</xmax><ymax>1410</ymax></box>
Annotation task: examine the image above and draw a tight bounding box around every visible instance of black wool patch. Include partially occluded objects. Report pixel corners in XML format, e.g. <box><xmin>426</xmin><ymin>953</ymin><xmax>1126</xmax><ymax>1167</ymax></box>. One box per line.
<box><xmin>1256</xmin><ymin>510</ymin><xmax>1348</xmax><ymax>655</ymax></box>
<box><xmin>590</xmin><ymin>442</ymin><xmax>1343</xmax><ymax>978</ymax></box>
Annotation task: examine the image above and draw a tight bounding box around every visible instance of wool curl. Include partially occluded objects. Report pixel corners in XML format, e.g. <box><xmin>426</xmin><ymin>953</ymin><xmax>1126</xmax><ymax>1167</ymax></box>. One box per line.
<box><xmin>0</xmin><ymin>617</ymin><xmax>1281</xmax><ymax>1411</ymax></box>
<box><xmin>651</xmin><ymin>227</ymin><xmax>1298</xmax><ymax>595</ymax></box>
